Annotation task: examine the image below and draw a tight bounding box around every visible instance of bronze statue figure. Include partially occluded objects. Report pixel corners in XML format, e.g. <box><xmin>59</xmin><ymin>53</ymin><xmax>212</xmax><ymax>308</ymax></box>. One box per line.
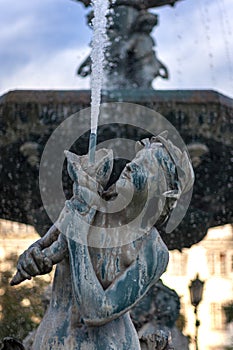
<box><xmin>11</xmin><ymin>132</ymin><xmax>194</xmax><ymax>349</ymax></box>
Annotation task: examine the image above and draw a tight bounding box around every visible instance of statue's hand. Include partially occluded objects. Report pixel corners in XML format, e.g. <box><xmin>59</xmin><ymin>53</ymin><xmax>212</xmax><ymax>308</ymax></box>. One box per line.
<box><xmin>10</xmin><ymin>246</ymin><xmax>53</xmax><ymax>286</ymax></box>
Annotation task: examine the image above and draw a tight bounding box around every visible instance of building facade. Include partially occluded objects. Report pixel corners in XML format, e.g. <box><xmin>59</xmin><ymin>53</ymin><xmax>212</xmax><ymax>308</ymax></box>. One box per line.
<box><xmin>163</xmin><ymin>224</ymin><xmax>233</xmax><ymax>350</ymax></box>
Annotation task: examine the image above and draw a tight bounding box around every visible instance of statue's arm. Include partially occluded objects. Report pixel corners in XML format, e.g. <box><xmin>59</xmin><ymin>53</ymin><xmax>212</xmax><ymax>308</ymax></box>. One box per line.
<box><xmin>77</xmin><ymin>56</ymin><xmax>92</xmax><ymax>77</ymax></box>
<box><xmin>157</xmin><ymin>59</ymin><xmax>169</xmax><ymax>79</ymax></box>
<box><xmin>10</xmin><ymin>221</ymin><xmax>68</xmax><ymax>286</ymax></box>
<box><xmin>30</xmin><ymin>224</ymin><xmax>60</xmax><ymax>249</ymax></box>
<box><xmin>69</xmin><ymin>228</ymin><xmax>168</xmax><ymax>325</ymax></box>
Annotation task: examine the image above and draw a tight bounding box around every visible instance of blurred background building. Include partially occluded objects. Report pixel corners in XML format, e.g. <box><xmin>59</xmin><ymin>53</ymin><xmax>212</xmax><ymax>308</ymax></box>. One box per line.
<box><xmin>163</xmin><ymin>224</ymin><xmax>233</xmax><ymax>350</ymax></box>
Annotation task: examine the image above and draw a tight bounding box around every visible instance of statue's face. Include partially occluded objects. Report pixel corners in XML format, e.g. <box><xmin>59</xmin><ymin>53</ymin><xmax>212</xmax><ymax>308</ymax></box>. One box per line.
<box><xmin>141</xmin><ymin>21</ymin><xmax>155</xmax><ymax>33</ymax></box>
<box><xmin>116</xmin><ymin>147</ymin><xmax>170</xmax><ymax>229</ymax></box>
<box><xmin>118</xmin><ymin>151</ymin><xmax>149</xmax><ymax>192</ymax></box>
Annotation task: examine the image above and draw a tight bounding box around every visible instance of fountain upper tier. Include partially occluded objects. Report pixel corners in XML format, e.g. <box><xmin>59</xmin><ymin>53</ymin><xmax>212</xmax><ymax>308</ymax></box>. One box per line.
<box><xmin>77</xmin><ymin>2</ymin><xmax>170</xmax><ymax>89</ymax></box>
<box><xmin>77</xmin><ymin>0</ymin><xmax>183</xmax><ymax>9</ymax></box>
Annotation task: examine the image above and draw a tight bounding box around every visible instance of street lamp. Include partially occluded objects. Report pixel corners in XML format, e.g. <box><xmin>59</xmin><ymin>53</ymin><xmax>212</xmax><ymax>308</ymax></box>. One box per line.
<box><xmin>189</xmin><ymin>274</ymin><xmax>205</xmax><ymax>350</ymax></box>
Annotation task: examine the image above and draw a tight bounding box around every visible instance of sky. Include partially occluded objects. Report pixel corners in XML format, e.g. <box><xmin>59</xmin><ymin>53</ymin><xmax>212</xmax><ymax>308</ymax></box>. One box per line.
<box><xmin>0</xmin><ymin>0</ymin><xmax>232</xmax><ymax>98</ymax></box>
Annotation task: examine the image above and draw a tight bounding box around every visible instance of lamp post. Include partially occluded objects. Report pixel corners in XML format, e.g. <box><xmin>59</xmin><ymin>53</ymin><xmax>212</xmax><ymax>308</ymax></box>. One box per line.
<box><xmin>189</xmin><ymin>274</ymin><xmax>205</xmax><ymax>350</ymax></box>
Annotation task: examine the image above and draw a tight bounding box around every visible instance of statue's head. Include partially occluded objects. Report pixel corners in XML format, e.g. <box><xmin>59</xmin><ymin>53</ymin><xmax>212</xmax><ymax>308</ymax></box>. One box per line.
<box><xmin>107</xmin><ymin>5</ymin><xmax>139</xmax><ymax>36</ymax></box>
<box><xmin>117</xmin><ymin>131</ymin><xmax>194</xmax><ymax>228</ymax></box>
<box><xmin>135</xmin><ymin>11</ymin><xmax>158</xmax><ymax>33</ymax></box>
<box><xmin>64</xmin><ymin>132</ymin><xmax>194</xmax><ymax>242</ymax></box>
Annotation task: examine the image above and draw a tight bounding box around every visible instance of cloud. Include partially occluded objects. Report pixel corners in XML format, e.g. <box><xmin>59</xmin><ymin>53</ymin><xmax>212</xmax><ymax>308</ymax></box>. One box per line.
<box><xmin>0</xmin><ymin>47</ymin><xmax>90</xmax><ymax>94</ymax></box>
<box><xmin>0</xmin><ymin>0</ymin><xmax>91</xmax><ymax>95</ymax></box>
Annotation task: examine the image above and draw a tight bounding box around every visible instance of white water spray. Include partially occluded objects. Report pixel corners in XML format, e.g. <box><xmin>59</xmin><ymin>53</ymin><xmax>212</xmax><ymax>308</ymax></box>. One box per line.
<box><xmin>89</xmin><ymin>0</ymin><xmax>109</xmax><ymax>163</ymax></box>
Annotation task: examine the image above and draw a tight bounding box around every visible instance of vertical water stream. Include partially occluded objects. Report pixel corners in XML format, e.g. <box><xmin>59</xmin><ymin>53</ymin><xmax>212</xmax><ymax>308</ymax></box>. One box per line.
<box><xmin>88</xmin><ymin>0</ymin><xmax>109</xmax><ymax>163</ymax></box>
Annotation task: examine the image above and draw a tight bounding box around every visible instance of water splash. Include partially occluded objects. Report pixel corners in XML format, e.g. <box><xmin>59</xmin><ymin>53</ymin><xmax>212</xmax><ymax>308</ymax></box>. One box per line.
<box><xmin>89</xmin><ymin>0</ymin><xmax>109</xmax><ymax>164</ymax></box>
